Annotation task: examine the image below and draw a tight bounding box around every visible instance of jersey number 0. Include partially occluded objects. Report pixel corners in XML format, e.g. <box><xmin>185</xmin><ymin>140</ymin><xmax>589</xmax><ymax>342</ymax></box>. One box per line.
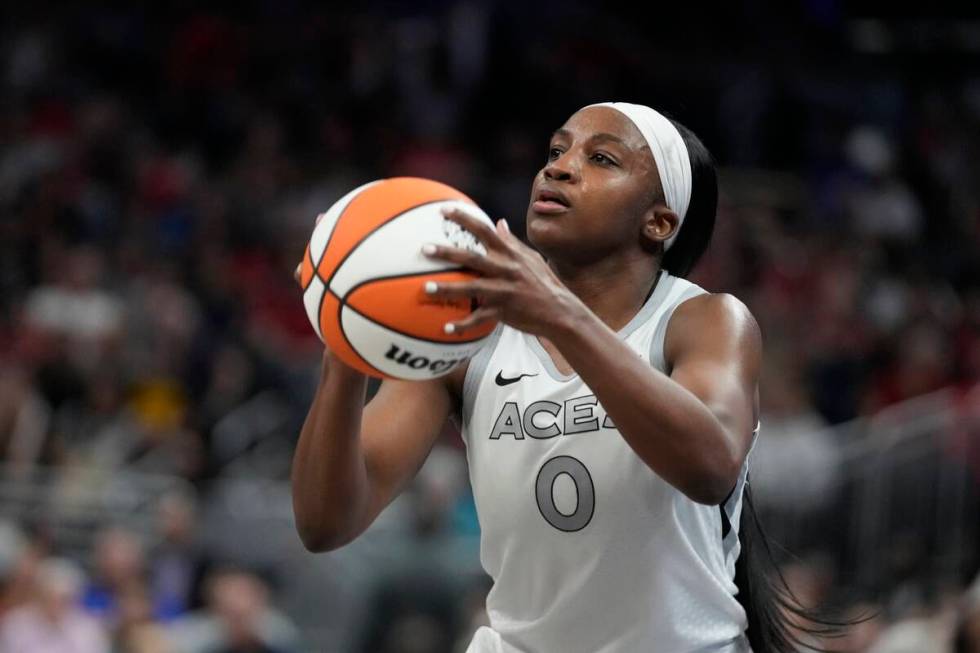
<box><xmin>534</xmin><ymin>455</ymin><xmax>595</xmax><ymax>532</ymax></box>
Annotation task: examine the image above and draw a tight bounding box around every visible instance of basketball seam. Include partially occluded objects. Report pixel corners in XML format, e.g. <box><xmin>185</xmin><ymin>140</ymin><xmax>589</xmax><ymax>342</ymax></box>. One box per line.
<box><xmin>321</xmin><ymin>198</ymin><xmax>457</xmax><ymax>290</ymax></box>
<box><xmin>340</xmin><ymin>267</ymin><xmax>466</xmax><ymax>302</ymax></box>
<box><xmin>333</xmin><ymin>291</ymin><xmax>387</xmax><ymax>377</ymax></box>
<box><xmin>311</xmin><ymin>207</ymin><xmax>341</xmax><ymax>276</ymax></box>
<box><xmin>313</xmin><ymin>277</ymin><xmax>384</xmax><ymax>376</ymax></box>
<box><xmin>302</xmin><ymin>244</ymin><xmax>317</xmax><ymax>291</ymax></box>
<box><xmin>311</xmin><ymin>219</ymin><xmax>328</xmax><ymax>268</ymax></box>
<box><xmin>311</xmin><ymin>182</ymin><xmax>377</xmax><ymax>270</ymax></box>
<box><xmin>311</xmin><ymin>276</ymin><xmax>325</xmax><ymax>340</ymax></box>
<box><xmin>313</xmin><ymin>215</ymin><xmax>338</xmax><ymax>285</ymax></box>
<box><xmin>329</xmin><ymin>287</ymin><xmax>490</xmax><ymax>345</ymax></box>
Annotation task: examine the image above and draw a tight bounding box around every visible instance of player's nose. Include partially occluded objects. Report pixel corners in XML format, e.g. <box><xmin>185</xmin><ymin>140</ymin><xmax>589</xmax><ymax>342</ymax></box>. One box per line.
<box><xmin>543</xmin><ymin>151</ymin><xmax>578</xmax><ymax>183</ymax></box>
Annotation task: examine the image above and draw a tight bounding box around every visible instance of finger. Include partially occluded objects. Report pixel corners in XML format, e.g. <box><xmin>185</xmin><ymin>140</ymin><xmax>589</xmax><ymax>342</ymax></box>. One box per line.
<box><xmin>424</xmin><ymin>278</ymin><xmax>509</xmax><ymax>301</ymax></box>
<box><xmin>421</xmin><ymin>244</ymin><xmax>515</xmax><ymax>277</ymax></box>
<box><xmin>496</xmin><ymin>218</ymin><xmax>522</xmax><ymax>246</ymax></box>
<box><xmin>444</xmin><ymin>307</ymin><xmax>499</xmax><ymax>335</ymax></box>
<box><xmin>496</xmin><ymin>219</ymin><xmax>543</xmax><ymax>265</ymax></box>
<box><xmin>441</xmin><ymin>207</ymin><xmax>506</xmax><ymax>252</ymax></box>
<box><xmin>294</xmin><ymin>262</ymin><xmax>302</xmax><ymax>286</ymax></box>
<box><xmin>315</xmin><ymin>212</ymin><xmax>326</xmax><ymax>226</ymax></box>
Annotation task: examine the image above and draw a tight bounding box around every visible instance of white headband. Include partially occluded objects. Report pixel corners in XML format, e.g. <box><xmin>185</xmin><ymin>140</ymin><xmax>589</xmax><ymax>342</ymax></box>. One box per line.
<box><xmin>588</xmin><ymin>102</ymin><xmax>692</xmax><ymax>251</ymax></box>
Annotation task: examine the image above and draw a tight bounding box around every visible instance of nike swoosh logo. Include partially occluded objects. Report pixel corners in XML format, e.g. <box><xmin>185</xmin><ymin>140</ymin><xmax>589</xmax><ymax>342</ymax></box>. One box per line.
<box><xmin>495</xmin><ymin>371</ymin><xmax>538</xmax><ymax>386</ymax></box>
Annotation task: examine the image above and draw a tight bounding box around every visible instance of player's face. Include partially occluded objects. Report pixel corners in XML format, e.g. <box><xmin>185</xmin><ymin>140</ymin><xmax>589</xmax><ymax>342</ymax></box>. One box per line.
<box><xmin>525</xmin><ymin>106</ymin><xmax>661</xmax><ymax>264</ymax></box>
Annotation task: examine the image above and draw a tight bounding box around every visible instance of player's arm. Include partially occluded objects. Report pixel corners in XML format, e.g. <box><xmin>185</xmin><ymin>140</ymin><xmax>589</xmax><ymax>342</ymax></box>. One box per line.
<box><xmin>547</xmin><ymin>293</ymin><xmax>759</xmax><ymax>505</ymax></box>
<box><xmin>291</xmin><ymin>348</ymin><xmax>457</xmax><ymax>553</ymax></box>
<box><xmin>423</xmin><ymin>209</ymin><xmax>760</xmax><ymax>505</ymax></box>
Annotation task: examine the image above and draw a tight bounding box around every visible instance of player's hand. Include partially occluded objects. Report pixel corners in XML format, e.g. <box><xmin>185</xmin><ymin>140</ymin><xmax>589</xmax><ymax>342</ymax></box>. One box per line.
<box><xmin>422</xmin><ymin>207</ymin><xmax>585</xmax><ymax>337</ymax></box>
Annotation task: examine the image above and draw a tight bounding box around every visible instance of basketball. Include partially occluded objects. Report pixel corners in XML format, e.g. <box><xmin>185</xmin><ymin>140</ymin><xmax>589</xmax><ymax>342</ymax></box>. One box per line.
<box><xmin>299</xmin><ymin>177</ymin><xmax>498</xmax><ymax>380</ymax></box>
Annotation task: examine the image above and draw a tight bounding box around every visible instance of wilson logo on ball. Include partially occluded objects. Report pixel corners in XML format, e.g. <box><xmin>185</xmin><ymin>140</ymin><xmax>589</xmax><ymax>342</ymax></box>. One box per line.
<box><xmin>384</xmin><ymin>344</ymin><xmax>464</xmax><ymax>373</ymax></box>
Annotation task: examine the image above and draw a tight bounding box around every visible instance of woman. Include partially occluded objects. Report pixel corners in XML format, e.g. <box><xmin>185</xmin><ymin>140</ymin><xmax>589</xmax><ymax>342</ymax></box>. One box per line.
<box><xmin>292</xmin><ymin>102</ymin><xmax>812</xmax><ymax>652</ymax></box>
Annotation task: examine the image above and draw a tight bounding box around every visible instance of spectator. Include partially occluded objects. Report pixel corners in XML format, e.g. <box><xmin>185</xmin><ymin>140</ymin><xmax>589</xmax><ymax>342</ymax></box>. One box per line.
<box><xmin>0</xmin><ymin>557</ymin><xmax>108</xmax><ymax>653</ymax></box>
<box><xmin>168</xmin><ymin>569</ymin><xmax>300</xmax><ymax>653</ymax></box>
<box><xmin>22</xmin><ymin>246</ymin><xmax>124</xmax><ymax>376</ymax></box>
<box><xmin>149</xmin><ymin>490</ymin><xmax>212</xmax><ymax>620</ymax></box>
<box><xmin>82</xmin><ymin>528</ymin><xmax>147</xmax><ymax>628</ymax></box>
<box><xmin>113</xmin><ymin>582</ymin><xmax>174</xmax><ymax>653</ymax></box>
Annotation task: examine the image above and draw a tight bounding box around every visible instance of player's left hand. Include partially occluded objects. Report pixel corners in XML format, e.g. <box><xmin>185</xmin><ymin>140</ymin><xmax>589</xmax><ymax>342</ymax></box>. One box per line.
<box><xmin>422</xmin><ymin>207</ymin><xmax>583</xmax><ymax>336</ymax></box>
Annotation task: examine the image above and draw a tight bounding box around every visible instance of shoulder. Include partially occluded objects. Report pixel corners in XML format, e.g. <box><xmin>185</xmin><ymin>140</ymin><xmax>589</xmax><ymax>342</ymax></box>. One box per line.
<box><xmin>664</xmin><ymin>292</ymin><xmax>762</xmax><ymax>367</ymax></box>
<box><xmin>670</xmin><ymin>292</ymin><xmax>759</xmax><ymax>335</ymax></box>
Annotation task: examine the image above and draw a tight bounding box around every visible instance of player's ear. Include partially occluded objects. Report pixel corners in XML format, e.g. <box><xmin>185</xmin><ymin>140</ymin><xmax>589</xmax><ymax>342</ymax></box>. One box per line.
<box><xmin>642</xmin><ymin>206</ymin><xmax>679</xmax><ymax>249</ymax></box>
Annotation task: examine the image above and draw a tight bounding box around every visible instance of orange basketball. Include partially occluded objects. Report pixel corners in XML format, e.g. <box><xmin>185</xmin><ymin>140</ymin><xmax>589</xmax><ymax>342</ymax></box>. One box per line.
<box><xmin>300</xmin><ymin>178</ymin><xmax>498</xmax><ymax>380</ymax></box>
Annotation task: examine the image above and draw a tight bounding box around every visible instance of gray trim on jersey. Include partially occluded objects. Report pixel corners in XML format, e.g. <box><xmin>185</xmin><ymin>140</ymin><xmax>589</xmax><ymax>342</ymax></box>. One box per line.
<box><xmin>523</xmin><ymin>271</ymin><xmax>679</xmax><ymax>383</ymax></box>
<box><xmin>649</xmin><ymin>283</ymin><xmax>709</xmax><ymax>373</ymax></box>
<box><xmin>462</xmin><ymin>324</ymin><xmax>504</xmax><ymax>432</ymax></box>
<box><xmin>524</xmin><ymin>333</ymin><xmax>576</xmax><ymax>382</ymax></box>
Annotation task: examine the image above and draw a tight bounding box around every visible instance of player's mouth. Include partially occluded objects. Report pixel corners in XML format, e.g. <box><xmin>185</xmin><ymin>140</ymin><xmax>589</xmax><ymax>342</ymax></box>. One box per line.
<box><xmin>531</xmin><ymin>188</ymin><xmax>571</xmax><ymax>215</ymax></box>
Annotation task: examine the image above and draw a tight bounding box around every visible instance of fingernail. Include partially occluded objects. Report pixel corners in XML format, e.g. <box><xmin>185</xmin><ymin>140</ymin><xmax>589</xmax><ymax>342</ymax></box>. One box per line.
<box><xmin>422</xmin><ymin>244</ymin><xmax>437</xmax><ymax>255</ymax></box>
<box><xmin>499</xmin><ymin>219</ymin><xmax>510</xmax><ymax>232</ymax></box>
<box><xmin>425</xmin><ymin>281</ymin><xmax>438</xmax><ymax>294</ymax></box>
<box><xmin>444</xmin><ymin>323</ymin><xmax>456</xmax><ymax>334</ymax></box>
<box><xmin>440</xmin><ymin>206</ymin><xmax>453</xmax><ymax>216</ymax></box>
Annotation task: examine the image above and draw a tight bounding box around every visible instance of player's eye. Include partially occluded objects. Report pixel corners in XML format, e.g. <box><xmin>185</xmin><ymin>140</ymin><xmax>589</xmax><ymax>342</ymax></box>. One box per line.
<box><xmin>547</xmin><ymin>147</ymin><xmax>563</xmax><ymax>162</ymax></box>
<box><xmin>591</xmin><ymin>152</ymin><xmax>617</xmax><ymax>166</ymax></box>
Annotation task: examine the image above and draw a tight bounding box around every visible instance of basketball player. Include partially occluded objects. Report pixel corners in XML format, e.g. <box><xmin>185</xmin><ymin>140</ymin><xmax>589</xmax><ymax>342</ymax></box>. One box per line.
<box><xmin>292</xmin><ymin>103</ymin><xmax>824</xmax><ymax>652</ymax></box>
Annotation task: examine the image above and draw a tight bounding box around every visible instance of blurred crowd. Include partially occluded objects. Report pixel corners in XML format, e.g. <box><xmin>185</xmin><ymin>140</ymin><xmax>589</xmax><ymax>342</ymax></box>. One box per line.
<box><xmin>0</xmin><ymin>517</ymin><xmax>301</xmax><ymax>653</ymax></box>
<box><xmin>1</xmin><ymin>2</ymin><xmax>979</xmax><ymax>652</ymax></box>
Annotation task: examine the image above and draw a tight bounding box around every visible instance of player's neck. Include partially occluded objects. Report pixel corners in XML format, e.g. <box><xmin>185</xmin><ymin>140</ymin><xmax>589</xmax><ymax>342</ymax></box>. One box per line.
<box><xmin>550</xmin><ymin>253</ymin><xmax>661</xmax><ymax>332</ymax></box>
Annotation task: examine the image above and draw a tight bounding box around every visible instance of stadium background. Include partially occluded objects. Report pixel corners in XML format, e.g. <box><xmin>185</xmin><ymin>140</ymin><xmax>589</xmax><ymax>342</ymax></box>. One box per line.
<box><xmin>1</xmin><ymin>2</ymin><xmax>979</xmax><ymax>652</ymax></box>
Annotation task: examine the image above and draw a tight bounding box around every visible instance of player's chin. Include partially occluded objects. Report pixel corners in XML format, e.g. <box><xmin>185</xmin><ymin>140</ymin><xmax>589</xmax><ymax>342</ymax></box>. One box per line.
<box><xmin>526</xmin><ymin>213</ymin><xmax>571</xmax><ymax>254</ymax></box>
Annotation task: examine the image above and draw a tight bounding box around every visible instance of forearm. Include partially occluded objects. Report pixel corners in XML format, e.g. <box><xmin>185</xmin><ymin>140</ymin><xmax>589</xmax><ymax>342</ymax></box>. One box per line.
<box><xmin>548</xmin><ymin>309</ymin><xmax>741</xmax><ymax>504</ymax></box>
<box><xmin>291</xmin><ymin>352</ymin><xmax>371</xmax><ymax>550</ymax></box>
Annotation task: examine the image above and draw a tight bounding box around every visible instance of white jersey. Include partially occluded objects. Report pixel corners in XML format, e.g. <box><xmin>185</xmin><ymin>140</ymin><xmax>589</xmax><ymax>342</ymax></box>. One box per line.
<box><xmin>461</xmin><ymin>271</ymin><xmax>754</xmax><ymax>653</ymax></box>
